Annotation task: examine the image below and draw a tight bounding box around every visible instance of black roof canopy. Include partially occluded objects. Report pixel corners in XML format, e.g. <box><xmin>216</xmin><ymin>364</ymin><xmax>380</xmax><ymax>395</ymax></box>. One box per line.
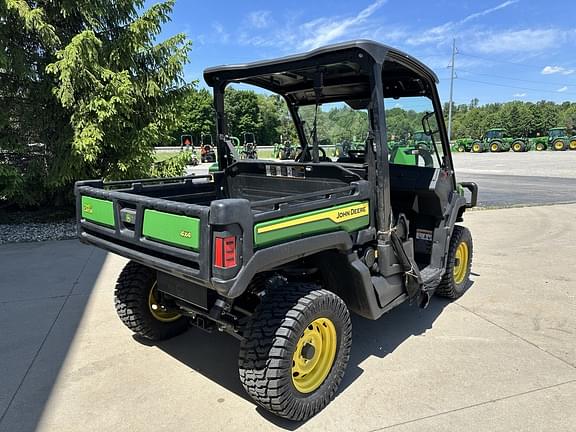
<box><xmin>203</xmin><ymin>40</ymin><xmax>439</xmax><ymax>106</ymax></box>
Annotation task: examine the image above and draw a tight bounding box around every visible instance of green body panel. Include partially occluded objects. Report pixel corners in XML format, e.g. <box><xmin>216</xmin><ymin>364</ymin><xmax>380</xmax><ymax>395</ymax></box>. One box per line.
<box><xmin>142</xmin><ymin>210</ymin><xmax>200</xmax><ymax>250</ymax></box>
<box><xmin>81</xmin><ymin>196</ymin><xmax>115</xmax><ymax>227</ymax></box>
<box><xmin>391</xmin><ymin>145</ymin><xmax>417</xmax><ymax>165</ymax></box>
<box><xmin>254</xmin><ymin>201</ymin><xmax>370</xmax><ymax>247</ymax></box>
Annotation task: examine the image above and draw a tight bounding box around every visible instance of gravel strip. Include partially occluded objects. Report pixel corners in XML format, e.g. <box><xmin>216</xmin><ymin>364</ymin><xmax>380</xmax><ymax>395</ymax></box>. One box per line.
<box><xmin>0</xmin><ymin>220</ymin><xmax>77</xmax><ymax>245</ymax></box>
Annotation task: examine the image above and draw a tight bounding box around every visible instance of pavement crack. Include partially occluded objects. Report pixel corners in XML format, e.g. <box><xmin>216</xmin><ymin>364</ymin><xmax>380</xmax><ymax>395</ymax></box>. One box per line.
<box><xmin>454</xmin><ymin>302</ymin><xmax>576</xmax><ymax>370</ymax></box>
<box><xmin>0</xmin><ymin>249</ymin><xmax>95</xmax><ymax>427</ymax></box>
<box><xmin>368</xmin><ymin>379</ymin><xmax>576</xmax><ymax>431</ymax></box>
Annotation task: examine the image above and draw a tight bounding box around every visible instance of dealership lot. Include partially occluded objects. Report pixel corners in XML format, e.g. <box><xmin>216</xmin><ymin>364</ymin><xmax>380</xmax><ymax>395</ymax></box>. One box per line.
<box><xmin>2</xmin><ymin>152</ymin><xmax>576</xmax><ymax>431</ymax></box>
<box><xmin>1</xmin><ymin>199</ymin><xmax>575</xmax><ymax>432</ymax></box>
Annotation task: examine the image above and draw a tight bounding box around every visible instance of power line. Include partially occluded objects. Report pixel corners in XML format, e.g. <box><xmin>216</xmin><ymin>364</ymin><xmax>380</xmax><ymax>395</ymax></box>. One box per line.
<box><xmin>457</xmin><ymin>77</ymin><xmax>576</xmax><ymax>96</ymax></box>
<box><xmin>458</xmin><ymin>52</ymin><xmax>557</xmax><ymax>70</ymax></box>
<box><xmin>457</xmin><ymin>68</ymin><xmax>576</xmax><ymax>88</ymax></box>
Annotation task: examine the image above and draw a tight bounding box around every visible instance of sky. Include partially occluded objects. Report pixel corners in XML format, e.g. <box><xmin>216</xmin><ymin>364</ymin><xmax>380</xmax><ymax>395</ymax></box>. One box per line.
<box><xmin>153</xmin><ymin>0</ymin><xmax>576</xmax><ymax>106</ymax></box>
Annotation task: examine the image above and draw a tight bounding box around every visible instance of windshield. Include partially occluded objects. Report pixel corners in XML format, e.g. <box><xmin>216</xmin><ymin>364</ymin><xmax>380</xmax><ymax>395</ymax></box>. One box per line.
<box><xmin>413</xmin><ymin>131</ymin><xmax>431</xmax><ymax>143</ymax></box>
<box><xmin>296</xmin><ymin>103</ymin><xmax>369</xmax><ymax>160</ymax></box>
<box><xmin>485</xmin><ymin>130</ymin><xmax>504</xmax><ymax>140</ymax></box>
<box><xmin>385</xmin><ymin>96</ymin><xmax>444</xmax><ymax>169</ymax></box>
<box><xmin>549</xmin><ymin>129</ymin><xmax>565</xmax><ymax>138</ymax></box>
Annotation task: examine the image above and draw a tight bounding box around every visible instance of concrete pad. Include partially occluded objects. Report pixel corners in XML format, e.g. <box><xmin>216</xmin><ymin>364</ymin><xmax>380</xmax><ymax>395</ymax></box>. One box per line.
<box><xmin>461</xmin><ymin>204</ymin><xmax>576</xmax><ymax>367</ymax></box>
<box><xmin>22</xmin><ymin>271</ymin><xmax>576</xmax><ymax>432</ymax></box>
<box><xmin>0</xmin><ymin>240</ymin><xmax>94</xmax><ymax>302</ymax></box>
<box><xmin>0</xmin><ymin>297</ymin><xmax>63</xmax><ymax>418</ymax></box>
<box><xmin>384</xmin><ymin>380</ymin><xmax>576</xmax><ymax>432</ymax></box>
<box><xmin>1</xmin><ymin>204</ymin><xmax>576</xmax><ymax>432</ymax></box>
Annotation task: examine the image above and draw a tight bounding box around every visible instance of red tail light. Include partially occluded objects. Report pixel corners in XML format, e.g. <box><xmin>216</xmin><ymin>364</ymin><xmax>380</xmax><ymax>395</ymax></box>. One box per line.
<box><xmin>214</xmin><ymin>235</ymin><xmax>237</xmax><ymax>269</ymax></box>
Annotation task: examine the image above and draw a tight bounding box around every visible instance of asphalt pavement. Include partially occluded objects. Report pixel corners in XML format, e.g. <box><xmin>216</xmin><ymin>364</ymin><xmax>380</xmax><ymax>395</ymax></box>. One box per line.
<box><xmin>186</xmin><ymin>151</ymin><xmax>576</xmax><ymax>208</ymax></box>
<box><xmin>1</xmin><ymin>203</ymin><xmax>575</xmax><ymax>432</ymax></box>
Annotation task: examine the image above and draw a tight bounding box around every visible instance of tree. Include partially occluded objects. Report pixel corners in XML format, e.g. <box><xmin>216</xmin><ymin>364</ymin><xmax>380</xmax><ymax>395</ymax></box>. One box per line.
<box><xmin>172</xmin><ymin>87</ymin><xmax>214</xmax><ymax>145</ymax></box>
<box><xmin>0</xmin><ymin>0</ymin><xmax>190</xmax><ymax>207</ymax></box>
<box><xmin>225</xmin><ymin>88</ymin><xmax>262</xmax><ymax>140</ymax></box>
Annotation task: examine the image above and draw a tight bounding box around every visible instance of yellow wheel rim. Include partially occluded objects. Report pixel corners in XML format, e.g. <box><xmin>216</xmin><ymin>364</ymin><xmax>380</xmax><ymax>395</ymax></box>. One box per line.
<box><xmin>536</xmin><ymin>144</ymin><xmax>544</xmax><ymax>151</ymax></box>
<box><xmin>513</xmin><ymin>143</ymin><xmax>521</xmax><ymax>151</ymax></box>
<box><xmin>473</xmin><ymin>144</ymin><xmax>480</xmax><ymax>152</ymax></box>
<box><xmin>292</xmin><ymin>317</ymin><xmax>337</xmax><ymax>394</ymax></box>
<box><xmin>148</xmin><ymin>283</ymin><xmax>181</xmax><ymax>322</ymax></box>
<box><xmin>570</xmin><ymin>140</ymin><xmax>576</xmax><ymax>150</ymax></box>
<box><xmin>491</xmin><ymin>143</ymin><xmax>498</xmax><ymax>152</ymax></box>
<box><xmin>453</xmin><ymin>241</ymin><xmax>469</xmax><ymax>285</ymax></box>
<box><xmin>554</xmin><ymin>141</ymin><xmax>564</xmax><ymax>150</ymax></box>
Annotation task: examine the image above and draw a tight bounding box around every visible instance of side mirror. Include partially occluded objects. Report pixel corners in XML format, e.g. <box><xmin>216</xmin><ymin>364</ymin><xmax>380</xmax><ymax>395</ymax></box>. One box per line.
<box><xmin>421</xmin><ymin>111</ymin><xmax>438</xmax><ymax>136</ymax></box>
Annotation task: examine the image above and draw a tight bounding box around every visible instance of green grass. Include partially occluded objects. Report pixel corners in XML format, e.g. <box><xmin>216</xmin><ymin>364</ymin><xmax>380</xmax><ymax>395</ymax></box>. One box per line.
<box><xmin>154</xmin><ymin>151</ymin><xmax>181</xmax><ymax>162</ymax></box>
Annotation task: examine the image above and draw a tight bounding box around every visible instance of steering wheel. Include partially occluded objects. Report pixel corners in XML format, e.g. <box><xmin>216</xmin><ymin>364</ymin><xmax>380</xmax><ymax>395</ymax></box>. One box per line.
<box><xmin>295</xmin><ymin>146</ymin><xmax>329</xmax><ymax>162</ymax></box>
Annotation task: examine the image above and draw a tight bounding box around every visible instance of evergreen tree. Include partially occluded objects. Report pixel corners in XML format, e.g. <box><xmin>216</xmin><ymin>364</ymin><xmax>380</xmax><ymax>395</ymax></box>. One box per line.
<box><xmin>1</xmin><ymin>0</ymin><xmax>190</xmax><ymax>206</ymax></box>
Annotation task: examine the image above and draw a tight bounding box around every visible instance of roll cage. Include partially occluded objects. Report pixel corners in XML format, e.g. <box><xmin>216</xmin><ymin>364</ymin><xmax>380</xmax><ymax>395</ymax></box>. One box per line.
<box><xmin>204</xmin><ymin>39</ymin><xmax>456</xmax><ymax>233</ymax></box>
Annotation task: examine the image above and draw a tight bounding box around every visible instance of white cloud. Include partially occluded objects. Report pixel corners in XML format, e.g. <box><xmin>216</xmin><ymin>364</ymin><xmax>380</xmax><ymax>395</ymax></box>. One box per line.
<box><xmin>407</xmin><ymin>0</ymin><xmax>518</xmax><ymax>46</ymax></box>
<box><xmin>472</xmin><ymin>29</ymin><xmax>561</xmax><ymax>53</ymax></box>
<box><xmin>212</xmin><ymin>22</ymin><xmax>230</xmax><ymax>44</ymax></box>
<box><xmin>542</xmin><ymin>65</ymin><xmax>575</xmax><ymax>75</ymax></box>
<box><xmin>557</xmin><ymin>86</ymin><xmax>568</xmax><ymax>92</ymax></box>
<box><xmin>247</xmin><ymin>11</ymin><xmax>272</xmax><ymax>29</ymax></box>
<box><xmin>299</xmin><ymin>0</ymin><xmax>387</xmax><ymax>50</ymax></box>
<box><xmin>460</xmin><ymin>0</ymin><xmax>519</xmax><ymax>25</ymax></box>
<box><xmin>513</xmin><ymin>92</ymin><xmax>527</xmax><ymax>97</ymax></box>
<box><xmin>235</xmin><ymin>0</ymin><xmax>391</xmax><ymax>51</ymax></box>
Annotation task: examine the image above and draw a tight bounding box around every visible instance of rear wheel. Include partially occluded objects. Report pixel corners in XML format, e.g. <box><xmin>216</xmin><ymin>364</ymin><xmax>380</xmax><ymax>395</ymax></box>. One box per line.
<box><xmin>553</xmin><ymin>139</ymin><xmax>567</xmax><ymax>151</ymax></box>
<box><xmin>436</xmin><ymin>226</ymin><xmax>473</xmax><ymax>299</ymax></box>
<box><xmin>471</xmin><ymin>141</ymin><xmax>483</xmax><ymax>153</ymax></box>
<box><xmin>239</xmin><ymin>282</ymin><xmax>352</xmax><ymax>421</ymax></box>
<box><xmin>114</xmin><ymin>261</ymin><xmax>188</xmax><ymax>341</ymax></box>
<box><xmin>489</xmin><ymin>141</ymin><xmax>502</xmax><ymax>152</ymax></box>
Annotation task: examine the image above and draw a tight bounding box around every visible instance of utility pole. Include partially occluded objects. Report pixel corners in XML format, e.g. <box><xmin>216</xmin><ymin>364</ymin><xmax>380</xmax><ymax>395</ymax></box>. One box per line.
<box><xmin>447</xmin><ymin>38</ymin><xmax>457</xmax><ymax>143</ymax></box>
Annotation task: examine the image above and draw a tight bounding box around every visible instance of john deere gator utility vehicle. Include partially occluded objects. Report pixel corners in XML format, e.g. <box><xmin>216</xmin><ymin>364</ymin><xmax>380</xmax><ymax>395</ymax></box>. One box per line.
<box><xmin>531</xmin><ymin>127</ymin><xmax>576</xmax><ymax>151</ymax></box>
<box><xmin>471</xmin><ymin>128</ymin><xmax>513</xmax><ymax>153</ymax></box>
<box><xmin>75</xmin><ymin>40</ymin><xmax>477</xmax><ymax>421</ymax></box>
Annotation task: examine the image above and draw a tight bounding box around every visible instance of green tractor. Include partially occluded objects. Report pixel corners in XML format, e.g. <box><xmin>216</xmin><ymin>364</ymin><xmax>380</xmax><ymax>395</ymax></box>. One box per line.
<box><xmin>452</xmin><ymin>137</ymin><xmax>474</xmax><ymax>153</ymax></box>
<box><xmin>530</xmin><ymin>127</ymin><xmax>576</xmax><ymax>151</ymax></box>
<box><xmin>388</xmin><ymin>132</ymin><xmax>435</xmax><ymax>166</ymax></box>
<box><xmin>413</xmin><ymin>130</ymin><xmax>433</xmax><ymax>150</ymax></box>
<box><xmin>470</xmin><ymin>128</ymin><xmax>513</xmax><ymax>153</ymax></box>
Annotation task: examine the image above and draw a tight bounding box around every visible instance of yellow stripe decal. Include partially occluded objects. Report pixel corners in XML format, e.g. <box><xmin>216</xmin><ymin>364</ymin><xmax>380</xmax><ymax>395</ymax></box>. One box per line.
<box><xmin>257</xmin><ymin>202</ymin><xmax>369</xmax><ymax>234</ymax></box>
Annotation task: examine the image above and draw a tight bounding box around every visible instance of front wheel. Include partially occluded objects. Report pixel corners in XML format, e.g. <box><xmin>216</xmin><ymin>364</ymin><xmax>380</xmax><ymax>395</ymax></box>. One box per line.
<box><xmin>239</xmin><ymin>282</ymin><xmax>352</xmax><ymax>421</ymax></box>
<box><xmin>512</xmin><ymin>140</ymin><xmax>526</xmax><ymax>152</ymax></box>
<box><xmin>569</xmin><ymin>138</ymin><xmax>576</xmax><ymax>150</ymax></box>
<box><xmin>535</xmin><ymin>142</ymin><xmax>546</xmax><ymax>151</ymax></box>
<box><xmin>114</xmin><ymin>261</ymin><xmax>188</xmax><ymax>340</ymax></box>
<box><xmin>471</xmin><ymin>141</ymin><xmax>483</xmax><ymax>153</ymax></box>
<box><xmin>436</xmin><ymin>226</ymin><xmax>473</xmax><ymax>299</ymax></box>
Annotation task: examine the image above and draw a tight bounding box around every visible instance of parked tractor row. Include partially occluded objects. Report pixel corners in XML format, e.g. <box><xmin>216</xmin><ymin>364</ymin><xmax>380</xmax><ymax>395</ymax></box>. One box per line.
<box><xmin>453</xmin><ymin>127</ymin><xmax>576</xmax><ymax>153</ymax></box>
